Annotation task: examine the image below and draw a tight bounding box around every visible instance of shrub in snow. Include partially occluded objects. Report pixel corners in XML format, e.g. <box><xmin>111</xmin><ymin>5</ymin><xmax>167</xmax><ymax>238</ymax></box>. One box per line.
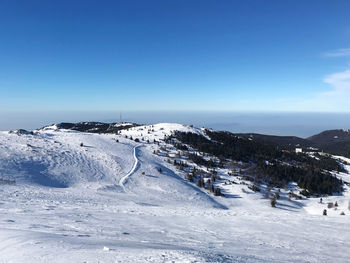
<box><xmin>209</xmin><ymin>184</ymin><xmax>215</xmax><ymax>193</ymax></box>
<box><xmin>300</xmin><ymin>189</ymin><xmax>310</xmax><ymax>197</ymax></box>
<box><xmin>80</xmin><ymin>142</ymin><xmax>84</xmax><ymax>147</ymax></box>
<box><xmin>214</xmin><ymin>187</ymin><xmax>222</xmax><ymax>196</ymax></box>
<box><xmin>248</xmin><ymin>184</ymin><xmax>260</xmax><ymax>192</ymax></box>
<box><xmin>323</xmin><ymin>209</ymin><xmax>327</xmax><ymax>216</ymax></box>
<box><xmin>334</xmin><ymin>201</ymin><xmax>338</xmax><ymax>207</ymax></box>
<box><xmin>270</xmin><ymin>197</ymin><xmax>276</xmax><ymax>207</ymax></box>
<box><xmin>340</xmin><ymin>211</ymin><xmax>345</xmax><ymax>215</ymax></box>
<box><xmin>197</xmin><ymin>178</ymin><xmax>204</xmax><ymax>188</ymax></box>
<box><xmin>186</xmin><ymin>173</ymin><xmax>194</xmax><ymax>182</ymax></box>
<box><xmin>275</xmin><ymin>192</ymin><xmax>280</xmax><ymax>199</ymax></box>
<box><xmin>289</xmin><ymin>191</ymin><xmax>302</xmax><ymax>200</ymax></box>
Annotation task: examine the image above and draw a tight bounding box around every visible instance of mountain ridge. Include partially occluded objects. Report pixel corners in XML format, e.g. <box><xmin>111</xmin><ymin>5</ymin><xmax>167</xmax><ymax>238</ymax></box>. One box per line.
<box><xmin>42</xmin><ymin>122</ymin><xmax>349</xmax><ymax>157</ymax></box>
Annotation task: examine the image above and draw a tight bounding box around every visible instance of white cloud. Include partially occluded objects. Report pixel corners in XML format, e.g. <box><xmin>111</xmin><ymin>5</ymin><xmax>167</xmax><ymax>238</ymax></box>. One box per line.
<box><xmin>300</xmin><ymin>69</ymin><xmax>350</xmax><ymax>112</ymax></box>
<box><xmin>302</xmin><ymin>49</ymin><xmax>350</xmax><ymax>111</ymax></box>
<box><xmin>275</xmin><ymin>69</ymin><xmax>350</xmax><ymax>112</ymax></box>
<box><xmin>323</xmin><ymin>48</ymin><xmax>350</xmax><ymax>57</ymax></box>
<box><xmin>323</xmin><ymin>69</ymin><xmax>350</xmax><ymax>94</ymax></box>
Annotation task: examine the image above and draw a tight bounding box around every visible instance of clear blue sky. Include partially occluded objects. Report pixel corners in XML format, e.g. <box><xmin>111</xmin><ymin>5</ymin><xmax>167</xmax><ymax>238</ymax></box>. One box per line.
<box><xmin>1</xmin><ymin>0</ymin><xmax>350</xmax><ymax>113</ymax></box>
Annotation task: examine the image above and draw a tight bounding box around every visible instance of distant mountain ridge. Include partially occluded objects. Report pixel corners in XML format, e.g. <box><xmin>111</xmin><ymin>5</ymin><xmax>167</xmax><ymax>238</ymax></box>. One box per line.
<box><xmin>234</xmin><ymin>133</ymin><xmax>315</xmax><ymax>148</ymax></box>
<box><xmin>38</xmin><ymin>122</ymin><xmax>350</xmax><ymax>158</ymax></box>
<box><xmin>307</xmin><ymin>129</ymin><xmax>350</xmax><ymax>157</ymax></box>
<box><xmin>307</xmin><ymin>129</ymin><xmax>350</xmax><ymax>144</ymax></box>
<box><xmin>234</xmin><ymin>129</ymin><xmax>350</xmax><ymax>157</ymax></box>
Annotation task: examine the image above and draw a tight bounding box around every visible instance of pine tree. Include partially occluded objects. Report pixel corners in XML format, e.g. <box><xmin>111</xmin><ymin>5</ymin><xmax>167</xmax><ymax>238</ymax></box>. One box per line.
<box><xmin>197</xmin><ymin>178</ymin><xmax>204</xmax><ymax>188</ymax></box>
<box><xmin>270</xmin><ymin>197</ymin><xmax>276</xmax><ymax>207</ymax></box>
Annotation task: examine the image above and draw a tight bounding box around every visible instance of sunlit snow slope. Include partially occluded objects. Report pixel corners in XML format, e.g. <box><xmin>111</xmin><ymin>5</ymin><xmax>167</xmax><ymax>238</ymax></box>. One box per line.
<box><xmin>0</xmin><ymin>123</ymin><xmax>349</xmax><ymax>263</ymax></box>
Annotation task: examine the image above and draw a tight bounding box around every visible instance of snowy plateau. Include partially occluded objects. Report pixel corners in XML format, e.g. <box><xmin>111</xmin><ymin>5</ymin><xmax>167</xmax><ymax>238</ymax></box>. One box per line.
<box><xmin>0</xmin><ymin>123</ymin><xmax>349</xmax><ymax>263</ymax></box>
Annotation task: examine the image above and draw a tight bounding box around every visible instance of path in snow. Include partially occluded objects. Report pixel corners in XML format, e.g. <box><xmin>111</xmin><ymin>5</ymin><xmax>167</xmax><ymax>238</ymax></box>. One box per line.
<box><xmin>119</xmin><ymin>144</ymin><xmax>141</xmax><ymax>191</ymax></box>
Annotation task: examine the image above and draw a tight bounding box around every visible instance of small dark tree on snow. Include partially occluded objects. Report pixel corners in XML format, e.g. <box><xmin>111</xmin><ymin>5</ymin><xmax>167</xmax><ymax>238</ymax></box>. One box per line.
<box><xmin>214</xmin><ymin>187</ymin><xmax>221</xmax><ymax>196</ymax></box>
<box><xmin>134</xmin><ymin>138</ymin><xmax>140</xmax><ymax>142</ymax></box>
<box><xmin>186</xmin><ymin>173</ymin><xmax>194</xmax><ymax>182</ymax></box>
<box><xmin>270</xmin><ymin>197</ymin><xmax>276</xmax><ymax>207</ymax></box>
<box><xmin>80</xmin><ymin>142</ymin><xmax>84</xmax><ymax>147</ymax></box>
<box><xmin>340</xmin><ymin>211</ymin><xmax>345</xmax><ymax>215</ymax></box>
<box><xmin>275</xmin><ymin>192</ymin><xmax>280</xmax><ymax>199</ymax></box>
<box><xmin>208</xmin><ymin>183</ymin><xmax>214</xmax><ymax>193</ymax></box>
<box><xmin>197</xmin><ymin>178</ymin><xmax>204</xmax><ymax>188</ymax></box>
<box><xmin>323</xmin><ymin>209</ymin><xmax>327</xmax><ymax>216</ymax></box>
<box><xmin>158</xmin><ymin>167</ymin><xmax>162</xmax><ymax>174</ymax></box>
<box><xmin>335</xmin><ymin>201</ymin><xmax>338</xmax><ymax>207</ymax></box>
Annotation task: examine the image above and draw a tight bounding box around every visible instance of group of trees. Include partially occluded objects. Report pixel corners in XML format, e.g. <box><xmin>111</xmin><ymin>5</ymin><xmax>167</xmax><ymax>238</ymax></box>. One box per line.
<box><xmin>195</xmin><ymin>176</ymin><xmax>222</xmax><ymax>196</ymax></box>
<box><xmin>257</xmin><ymin>162</ymin><xmax>343</xmax><ymax>195</ymax></box>
<box><xmin>187</xmin><ymin>153</ymin><xmax>216</xmax><ymax>168</ymax></box>
<box><xmin>171</xmin><ymin>131</ymin><xmax>344</xmax><ymax>196</ymax></box>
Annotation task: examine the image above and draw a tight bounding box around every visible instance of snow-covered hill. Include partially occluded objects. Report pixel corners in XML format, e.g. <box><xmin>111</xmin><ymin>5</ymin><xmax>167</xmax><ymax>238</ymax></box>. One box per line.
<box><xmin>0</xmin><ymin>123</ymin><xmax>350</xmax><ymax>262</ymax></box>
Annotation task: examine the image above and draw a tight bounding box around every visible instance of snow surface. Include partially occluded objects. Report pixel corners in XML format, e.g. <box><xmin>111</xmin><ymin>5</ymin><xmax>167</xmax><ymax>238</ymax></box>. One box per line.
<box><xmin>0</xmin><ymin>123</ymin><xmax>349</xmax><ymax>262</ymax></box>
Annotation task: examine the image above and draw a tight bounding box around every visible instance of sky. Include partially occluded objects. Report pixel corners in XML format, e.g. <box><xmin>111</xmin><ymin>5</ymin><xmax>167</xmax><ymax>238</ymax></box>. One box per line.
<box><xmin>0</xmin><ymin>0</ymin><xmax>350</xmax><ymax>130</ymax></box>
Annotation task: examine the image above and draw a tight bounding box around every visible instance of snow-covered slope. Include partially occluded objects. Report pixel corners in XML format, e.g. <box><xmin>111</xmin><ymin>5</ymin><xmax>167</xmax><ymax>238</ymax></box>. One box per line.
<box><xmin>0</xmin><ymin>129</ymin><xmax>132</xmax><ymax>187</ymax></box>
<box><xmin>119</xmin><ymin>122</ymin><xmax>208</xmax><ymax>141</ymax></box>
<box><xmin>0</xmin><ymin>123</ymin><xmax>350</xmax><ymax>263</ymax></box>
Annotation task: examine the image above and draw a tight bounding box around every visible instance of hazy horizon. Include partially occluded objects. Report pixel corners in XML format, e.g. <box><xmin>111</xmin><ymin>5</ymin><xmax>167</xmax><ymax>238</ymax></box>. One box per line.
<box><xmin>1</xmin><ymin>110</ymin><xmax>349</xmax><ymax>138</ymax></box>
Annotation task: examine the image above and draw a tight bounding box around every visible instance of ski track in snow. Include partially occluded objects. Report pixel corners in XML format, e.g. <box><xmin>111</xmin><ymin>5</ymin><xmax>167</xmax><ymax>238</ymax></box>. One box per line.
<box><xmin>119</xmin><ymin>144</ymin><xmax>141</xmax><ymax>191</ymax></box>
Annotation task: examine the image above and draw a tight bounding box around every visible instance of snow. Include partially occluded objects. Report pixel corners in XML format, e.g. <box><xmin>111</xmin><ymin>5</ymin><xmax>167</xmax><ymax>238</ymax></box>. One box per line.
<box><xmin>119</xmin><ymin>123</ymin><xmax>208</xmax><ymax>141</ymax></box>
<box><xmin>119</xmin><ymin>145</ymin><xmax>141</xmax><ymax>191</ymax></box>
<box><xmin>0</xmin><ymin>123</ymin><xmax>349</xmax><ymax>262</ymax></box>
